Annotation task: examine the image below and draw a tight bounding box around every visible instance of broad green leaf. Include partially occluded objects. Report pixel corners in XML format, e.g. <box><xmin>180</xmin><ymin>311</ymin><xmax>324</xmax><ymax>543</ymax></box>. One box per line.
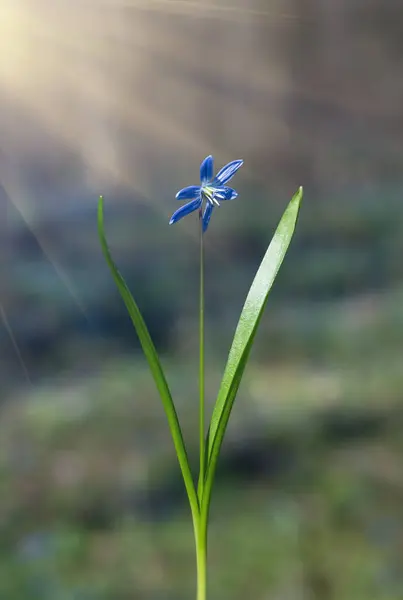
<box><xmin>97</xmin><ymin>197</ymin><xmax>199</xmax><ymax>517</ymax></box>
<box><xmin>205</xmin><ymin>187</ymin><xmax>303</xmax><ymax>486</ymax></box>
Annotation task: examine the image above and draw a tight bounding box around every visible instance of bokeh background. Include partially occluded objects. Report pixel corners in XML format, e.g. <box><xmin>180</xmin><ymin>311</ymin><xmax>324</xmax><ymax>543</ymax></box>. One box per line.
<box><xmin>1</xmin><ymin>1</ymin><xmax>403</xmax><ymax>598</ymax></box>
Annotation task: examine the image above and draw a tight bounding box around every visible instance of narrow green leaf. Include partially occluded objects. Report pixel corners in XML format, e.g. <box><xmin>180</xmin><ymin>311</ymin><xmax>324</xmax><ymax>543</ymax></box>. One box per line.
<box><xmin>97</xmin><ymin>196</ymin><xmax>199</xmax><ymax>518</ymax></box>
<box><xmin>205</xmin><ymin>187</ymin><xmax>303</xmax><ymax>482</ymax></box>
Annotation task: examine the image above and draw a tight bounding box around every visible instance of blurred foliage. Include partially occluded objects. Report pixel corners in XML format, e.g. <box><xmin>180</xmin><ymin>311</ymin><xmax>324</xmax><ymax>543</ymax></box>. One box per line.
<box><xmin>1</xmin><ymin>358</ymin><xmax>403</xmax><ymax>599</ymax></box>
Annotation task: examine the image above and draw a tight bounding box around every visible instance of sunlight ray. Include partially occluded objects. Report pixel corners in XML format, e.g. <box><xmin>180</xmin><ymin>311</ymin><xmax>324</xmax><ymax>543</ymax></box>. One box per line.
<box><xmin>0</xmin><ymin>177</ymin><xmax>88</xmax><ymax>316</ymax></box>
<box><xmin>0</xmin><ymin>302</ymin><xmax>32</xmax><ymax>385</ymax></box>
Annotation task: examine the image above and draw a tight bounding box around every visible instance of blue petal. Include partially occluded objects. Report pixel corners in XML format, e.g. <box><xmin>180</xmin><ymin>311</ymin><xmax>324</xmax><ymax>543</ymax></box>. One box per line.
<box><xmin>169</xmin><ymin>197</ymin><xmax>202</xmax><ymax>225</ymax></box>
<box><xmin>202</xmin><ymin>202</ymin><xmax>214</xmax><ymax>233</ymax></box>
<box><xmin>214</xmin><ymin>186</ymin><xmax>238</xmax><ymax>200</ymax></box>
<box><xmin>213</xmin><ymin>159</ymin><xmax>243</xmax><ymax>185</ymax></box>
<box><xmin>200</xmin><ymin>155</ymin><xmax>214</xmax><ymax>184</ymax></box>
<box><xmin>175</xmin><ymin>185</ymin><xmax>201</xmax><ymax>200</ymax></box>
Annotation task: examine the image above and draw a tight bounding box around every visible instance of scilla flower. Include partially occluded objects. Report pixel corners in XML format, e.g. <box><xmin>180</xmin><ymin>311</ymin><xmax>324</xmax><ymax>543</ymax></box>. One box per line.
<box><xmin>169</xmin><ymin>155</ymin><xmax>243</xmax><ymax>232</ymax></box>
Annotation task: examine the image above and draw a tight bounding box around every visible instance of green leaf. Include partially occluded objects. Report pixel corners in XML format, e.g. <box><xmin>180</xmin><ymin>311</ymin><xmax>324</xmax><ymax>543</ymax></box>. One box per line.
<box><xmin>204</xmin><ymin>187</ymin><xmax>303</xmax><ymax>491</ymax></box>
<box><xmin>97</xmin><ymin>196</ymin><xmax>199</xmax><ymax>518</ymax></box>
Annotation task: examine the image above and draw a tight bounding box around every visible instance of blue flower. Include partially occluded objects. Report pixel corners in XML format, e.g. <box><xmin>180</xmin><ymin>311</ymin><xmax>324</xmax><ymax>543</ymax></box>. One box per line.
<box><xmin>169</xmin><ymin>155</ymin><xmax>243</xmax><ymax>232</ymax></box>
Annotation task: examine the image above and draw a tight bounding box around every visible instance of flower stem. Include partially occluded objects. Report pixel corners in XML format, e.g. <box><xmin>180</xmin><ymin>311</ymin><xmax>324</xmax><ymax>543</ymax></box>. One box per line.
<box><xmin>195</xmin><ymin>516</ymin><xmax>208</xmax><ymax>600</ymax></box>
<box><xmin>198</xmin><ymin>213</ymin><xmax>205</xmax><ymax>502</ymax></box>
<box><xmin>195</xmin><ymin>212</ymin><xmax>208</xmax><ymax>600</ymax></box>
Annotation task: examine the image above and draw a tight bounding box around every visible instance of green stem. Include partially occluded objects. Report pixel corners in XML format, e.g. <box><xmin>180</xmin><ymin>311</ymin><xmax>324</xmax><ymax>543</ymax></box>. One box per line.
<box><xmin>196</xmin><ymin>213</ymin><xmax>207</xmax><ymax>600</ymax></box>
<box><xmin>195</xmin><ymin>514</ymin><xmax>208</xmax><ymax>600</ymax></box>
<box><xmin>198</xmin><ymin>214</ymin><xmax>205</xmax><ymax>501</ymax></box>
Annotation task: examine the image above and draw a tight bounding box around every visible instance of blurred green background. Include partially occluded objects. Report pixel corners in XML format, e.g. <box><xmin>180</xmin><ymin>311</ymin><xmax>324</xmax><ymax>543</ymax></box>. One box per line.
<box><xmin>1</xmin><ymin>1</ymin><xmax>403</xmax><ymax>598</ymax></box>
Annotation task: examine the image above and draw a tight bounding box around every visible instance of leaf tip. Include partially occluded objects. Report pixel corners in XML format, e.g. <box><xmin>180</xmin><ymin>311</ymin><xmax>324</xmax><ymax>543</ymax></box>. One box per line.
<box><xmin>291</xmin><ymin>186</ymin><xmax>303</xmax><ymax>212</ymax></box>
<box><xmin>98</xmin><ymin>194</ymin><xmax>105</xmax><ymax>216</ymax></box>
<box><xmin>97</xmin><ymin>195</ymin><xmax>106</xmax><ymax>243</ymax></box>
<box><xmin>295</xmin><ymin>186</ymin><xmax>303</xmax><ymax>201</ymax></box>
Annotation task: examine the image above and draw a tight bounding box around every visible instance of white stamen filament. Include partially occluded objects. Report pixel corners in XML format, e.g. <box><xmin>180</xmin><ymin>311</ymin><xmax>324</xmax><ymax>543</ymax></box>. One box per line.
<box><xmin>202</xmin><ymin>185</ymin><xmax>220</xmax><ymax>207</ymax></box>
